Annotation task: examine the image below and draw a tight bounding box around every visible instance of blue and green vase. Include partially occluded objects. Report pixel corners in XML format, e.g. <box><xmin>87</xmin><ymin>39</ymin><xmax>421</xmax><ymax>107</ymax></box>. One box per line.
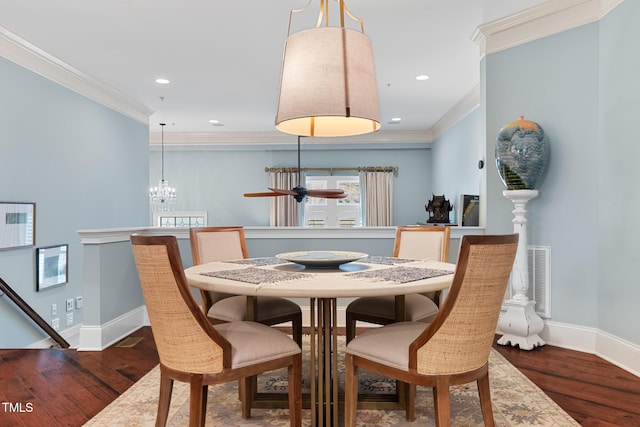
<box><xmin>495</xmin><ymin>116</ymin><xmax>549</xmax><ymax>190</ymax></box>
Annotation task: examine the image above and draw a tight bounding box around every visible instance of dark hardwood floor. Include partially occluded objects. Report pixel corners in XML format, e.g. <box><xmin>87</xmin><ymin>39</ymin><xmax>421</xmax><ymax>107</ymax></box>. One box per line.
<box><xmin>0</xmin><ymin>327</ymin><xmax>159</xmax><ymax>427</ymax></box>
<box><xmin>0</xmin><ymin>326</ymin><xmax>639</xmax><ymax>426</ymax></box>
<box><xmin>493</xmin><ymin>340</ymin><xmax>640</xmax><ymax>427</ymax></box>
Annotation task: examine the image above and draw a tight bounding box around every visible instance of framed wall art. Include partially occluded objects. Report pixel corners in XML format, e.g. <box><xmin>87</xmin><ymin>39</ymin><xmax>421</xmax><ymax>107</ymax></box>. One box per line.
<box><xmin>458</xmin><ymin>194</ymin><xmax>480</xmax><ymax>226</ymax></box>
<box><xmin>37</xmin><ymin>244</ymin><xmax>68</xmax><ymax>291</ymax></box>
<box><xmin>0</xmin><ymin>202</ymin><xmax>35</xmax><ymax>250</ymax></box>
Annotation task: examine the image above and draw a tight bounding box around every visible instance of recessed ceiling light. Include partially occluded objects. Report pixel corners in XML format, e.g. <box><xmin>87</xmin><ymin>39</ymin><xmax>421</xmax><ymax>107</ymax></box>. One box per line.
<box><xmin>388</xmin><ymin>117</ymin><xmax>402</xmax><ymax>124</ymax></box>
<box><xmin>209</xmin><ymin>120</ymin><xmax>224</xmax><ymax>127</ymax></box>
<box><xmin>155</xmin><ymin>78</ymin><xmax>170</xmax><ymax>84</ymax></box>
<box><xmin>415</xmin><ymin>74</ymin><xmax>430</xmax><ymax>81</ymax></box>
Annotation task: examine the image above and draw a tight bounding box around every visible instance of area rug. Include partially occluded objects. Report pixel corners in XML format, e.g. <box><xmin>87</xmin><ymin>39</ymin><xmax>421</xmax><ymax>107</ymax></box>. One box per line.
<box><xmin>84</xmin><ymin>336</ymin><xmax>579</xmax><ymax>426</ymax></box>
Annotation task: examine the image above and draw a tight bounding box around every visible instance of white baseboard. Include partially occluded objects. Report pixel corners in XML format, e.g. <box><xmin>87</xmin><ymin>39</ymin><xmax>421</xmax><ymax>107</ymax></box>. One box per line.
<box><xmin>77</xmin><ymin>306</ymin><xmax>148</xmax><ymax>351</ymax></box>
<box><xmin>27</xmin><ymin>324</ymin><xmax>82</xmax><ymax>349</ymax></box>
<box><xmin>538</xmin><ymin>320</ymin><xmax>640</xmax><ymax>378</ymax></box>
<box><xmin>595</xmin><ymin>329</ymin><xmax>640</xmax><ymax>378</ymax></box>
<box><xmin>540</xmin><ymin>320</ymin><xmax>598</xmax><ymax>351</ymax></box>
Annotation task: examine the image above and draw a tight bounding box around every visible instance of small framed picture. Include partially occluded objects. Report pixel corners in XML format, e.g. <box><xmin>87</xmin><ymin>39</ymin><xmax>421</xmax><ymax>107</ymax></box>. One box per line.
<box><xmin>37</xmin><ymin>244</ymin><xmax>68</xmax><ymax>291</ymax></box>
<box><xmin>0</xmin><ymin>202</ymin><xmax>35</xmax><ymax>250</ymax></box>
<box><xmin>458</xmin><ymin>195</ymin><xmax>480</xmax><ymax>226</ymax></box>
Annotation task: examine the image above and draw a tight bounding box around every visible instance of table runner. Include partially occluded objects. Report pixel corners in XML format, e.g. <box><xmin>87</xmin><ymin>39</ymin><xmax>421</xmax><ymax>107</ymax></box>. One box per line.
<box><xmin>358</xmin><ymin>256</ymin><xmax>416</xmax><ymax>265</ymax></box>
<box><xmin>223</xmin><ymin>257</ymin><xmax>288</xmax><ymax>266</ymax></box>
<box><xmin>201</xmin><ymin>267</ymin><xmax>307</xmax><ymax>284</ymax></box>
<box><xmin>346</xmin><ymin>266</ymin><xmax>452</xmax><ymax>283</ymax></box>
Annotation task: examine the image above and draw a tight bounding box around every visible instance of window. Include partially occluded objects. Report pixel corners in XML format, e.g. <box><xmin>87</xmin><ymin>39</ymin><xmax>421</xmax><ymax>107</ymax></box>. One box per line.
<box><xmin>153</xmin><ymin>211</ymin><xmax>208</xmax><ymax>228</ymax></box>
<box><xmin>304</xmin><ymin>176</ymin><xmax>361</xmax><ymax>227</ymax></box>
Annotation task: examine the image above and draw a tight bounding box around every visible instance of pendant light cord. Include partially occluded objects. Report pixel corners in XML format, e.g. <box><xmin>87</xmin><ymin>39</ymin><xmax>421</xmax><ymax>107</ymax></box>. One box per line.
<box><xmin>160</xmin><ymin>123</ymin><xmax>166</xmax><ymax>182</ymax></box>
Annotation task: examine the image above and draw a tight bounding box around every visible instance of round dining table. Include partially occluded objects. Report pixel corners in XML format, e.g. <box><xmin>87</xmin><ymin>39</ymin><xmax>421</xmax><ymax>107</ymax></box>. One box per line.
<box><xmin>185</xmin><ymin>253</ymin><xmax>455</xmax><ymax>427</ymax></box>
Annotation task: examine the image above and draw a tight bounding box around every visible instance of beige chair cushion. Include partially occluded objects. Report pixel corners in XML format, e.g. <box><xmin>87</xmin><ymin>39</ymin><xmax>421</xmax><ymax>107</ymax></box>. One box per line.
<box><xmin>396</xmin><ymin>231</ymin><xmax>445</xmax><ymax>260</ymax></box>
<box><xmin>215</xmin><ymin>321</ymin><xmax>300</xmax><ymax>368</ymax></box>
<box><xmin>346</xmin><ymin>322</ymin><xmax>427</xmax><ymax>371</ymax></box>
<box><xmin>209</xmin><ymin>296</ymin><xmax>301</xmax><ymax>323</ymax></box>
<box><xmin>346</xmin><ymin>294</ymin><xmax>439</xmax><ymax>323</ymax></box>
<box><xmin>195</xmin><ymin>231</ymin><xmax>245</xmax><ymax>263</ymax></box>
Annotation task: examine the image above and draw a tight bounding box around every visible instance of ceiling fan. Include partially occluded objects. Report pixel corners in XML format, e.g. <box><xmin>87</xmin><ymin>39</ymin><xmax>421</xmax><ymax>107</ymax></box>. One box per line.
<box><xmin>244</xmin><ymin>136</ymin><xmax>346</xmax><ymax>203</ymax></box>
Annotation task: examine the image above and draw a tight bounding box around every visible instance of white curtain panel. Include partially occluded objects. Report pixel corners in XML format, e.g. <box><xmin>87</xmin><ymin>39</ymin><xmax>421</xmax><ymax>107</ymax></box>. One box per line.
<box><xmin>269</xmin><ymin>172</ymin><xmax>302</xmax><ymax>226</ymax></box>
<box><xmin>359</xmin><ymin>171</ymin><xmax>393</xmax><ymax>226</ymax></box>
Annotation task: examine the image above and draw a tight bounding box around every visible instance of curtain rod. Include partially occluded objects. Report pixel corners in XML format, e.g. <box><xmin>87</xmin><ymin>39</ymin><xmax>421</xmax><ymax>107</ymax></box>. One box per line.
<box><xmin>264</xmin><ymin>166</ymin><xmax>398</xmax><ymax>174</ymax></box>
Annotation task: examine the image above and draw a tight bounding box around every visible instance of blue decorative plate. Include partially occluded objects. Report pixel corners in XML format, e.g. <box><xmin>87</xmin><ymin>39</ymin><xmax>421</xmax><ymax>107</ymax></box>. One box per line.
<box><xmin>275</xmin><ymin>251</ymin><xmax>368</xmax><ymax>268</ymax></box>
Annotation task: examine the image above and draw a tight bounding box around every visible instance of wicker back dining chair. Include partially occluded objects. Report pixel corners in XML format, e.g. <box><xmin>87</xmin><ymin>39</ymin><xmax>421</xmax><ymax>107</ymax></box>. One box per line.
<box><xmin>345</xmin><ymin>225</ymin><xmax>451</xmax><ymax>343</ymax></box>
<box><xmin>189</xmin><ymin>226</ymin><xmax>302</xmax><ymax>347</ymax></box>
<box><xmin>131</xmin><ymin>235</ymin><xmax>302</xmax><ymax>427</ymax></box>
<box><xmin>344</xmin><ymin>234</ymin><xmax>518</xmax><ymax>426</ymax></box>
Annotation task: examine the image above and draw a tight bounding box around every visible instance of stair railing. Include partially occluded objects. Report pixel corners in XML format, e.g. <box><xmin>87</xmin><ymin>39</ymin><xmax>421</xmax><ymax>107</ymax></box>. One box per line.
<box><xmin>0</xmin><ymin>277</ymin><xmax>69</xmax><ymax>348</ymax></box>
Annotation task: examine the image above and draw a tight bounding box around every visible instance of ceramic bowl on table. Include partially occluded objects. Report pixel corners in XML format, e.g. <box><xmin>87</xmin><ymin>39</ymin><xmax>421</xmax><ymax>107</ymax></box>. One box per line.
<box><xmin>275</xmin><ymin>251</ymin><xmax>367</xmax><ymax>269</ymax></box>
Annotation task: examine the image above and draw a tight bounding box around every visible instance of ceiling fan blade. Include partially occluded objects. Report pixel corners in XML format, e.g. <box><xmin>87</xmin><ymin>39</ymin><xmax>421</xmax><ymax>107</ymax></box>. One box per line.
<box><xmin>268</xmin><ymin>187</ymin><xmax>298</xmax><ymax>195</ymax></box>
<box><xmin>321</xmin><ymin>193</ymin><xmax>348</xmax><ymax>199</ymax></box>
<box><xmin>243</xmin><ymin>191</ymin><xmax>287</xmax><ymax>197</ymax></box>
<box><xmin>307</xmin><ymin>189</ymin><xmax>345</xmax><ymax>197</ymax></box>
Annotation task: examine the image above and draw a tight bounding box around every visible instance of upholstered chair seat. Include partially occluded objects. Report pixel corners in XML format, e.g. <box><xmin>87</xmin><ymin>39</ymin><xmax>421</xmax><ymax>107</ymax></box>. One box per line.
<box><xmin>346</xmin><ymin>321</ymin><xmax>426</xmax><ymax>369</ymax></box>
<box><xmin>208</xmin><ymin>295</ymin><xmax>302</xmax><ymax>324</ymax></box>
<box><xmin>214</xmin><ymin>321</ymin><xmax>300</xmax><ymax>368</ymax></box>
<box><xmin>345</xmin><ymin>294</ymin><xmax>439</xmax><ymax>328</ymax></box>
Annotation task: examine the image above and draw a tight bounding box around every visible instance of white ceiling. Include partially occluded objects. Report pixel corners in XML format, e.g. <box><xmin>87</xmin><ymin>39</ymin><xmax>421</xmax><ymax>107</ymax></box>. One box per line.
<box><xmin>0</xmin><ymin>0</ymin><xmax>545</xmax><ymax>136</ymax></box>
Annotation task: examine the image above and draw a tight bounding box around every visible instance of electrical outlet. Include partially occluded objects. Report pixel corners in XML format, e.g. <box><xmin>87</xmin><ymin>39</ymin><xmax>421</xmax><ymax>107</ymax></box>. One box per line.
<box><xmin>66</xmin><ymin>298</ymin><xmax>74</xmax><ymax>312</ymax></box>
<box><xmin>75</xmin><ymin>296</ymin><xmax>83</xmax><ymax>309</ymax></box>
<box><xmin>51</xmin><ymin>303</ymin><xmax>57</xmax><ymax>316</ymax></box>
<box><xmin>52</xmin><ymin>318</ymin><xmax>60</xmax><ymax>330</ymax></box>
<box><xmin>66</xmin><ymin>312</ymin><xmax>73</xmax><ymax>327</ymax></box>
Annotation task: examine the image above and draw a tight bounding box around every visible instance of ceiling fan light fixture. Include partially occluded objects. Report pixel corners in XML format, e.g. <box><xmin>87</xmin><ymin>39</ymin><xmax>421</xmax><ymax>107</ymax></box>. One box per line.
<box><xmin>275</xmin><ymin>1</ymin><xmax>380</xmax><ymax>138</ymax></box>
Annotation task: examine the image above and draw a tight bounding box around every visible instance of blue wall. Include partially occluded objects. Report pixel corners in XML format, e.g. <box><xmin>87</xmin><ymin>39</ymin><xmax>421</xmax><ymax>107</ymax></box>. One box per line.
<box><xmin>431</xmin><ymin>109</ymin><xmax>483</xmax><ymax>224</ymax></box>
<box><xmin>0</xmin><ymin>57</ymin><xmax>149</xmax><ymax>347</ymax></box>
<box><xmin>597</xmin><ymin>0</ymin><xmax>640</xmax><ymax>344</ymax></box>
<box><xmin>151</xmin><ymin>142</ymin><xmax>435</xmax><ymax>227</ymax></box>
<box><xmin>485</xmin><ymin>22</ymin><xmax>601</xmax><ymax>328</ymax></box>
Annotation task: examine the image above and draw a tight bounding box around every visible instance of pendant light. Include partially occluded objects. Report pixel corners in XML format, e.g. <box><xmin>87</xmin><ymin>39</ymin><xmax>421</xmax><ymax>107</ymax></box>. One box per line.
<box><xmin>275</xmin><ymin>0</ymin><xmax>381</xmax><ymax>137</ymax></box>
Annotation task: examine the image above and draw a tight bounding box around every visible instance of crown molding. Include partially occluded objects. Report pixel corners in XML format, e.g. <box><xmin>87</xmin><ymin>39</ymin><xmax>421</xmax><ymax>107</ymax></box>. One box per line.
<box><xmin>472</xmin><ymin>0</ymin><xmax>623</xmax><ymax>56</ymax></box>
<box><xmin>430</xmin><ymin>85</ymin><xmax>480</xmax><ymax>141</ymax></box>
<box><xmin>0</xmin><ymin>26</ymin><xmax>153</xmax><ymax>125</ymax></box>
<box><xmin>149</xmin><ymin>129</ymin><xmax>434</xmax><ymax>146</ymax></box>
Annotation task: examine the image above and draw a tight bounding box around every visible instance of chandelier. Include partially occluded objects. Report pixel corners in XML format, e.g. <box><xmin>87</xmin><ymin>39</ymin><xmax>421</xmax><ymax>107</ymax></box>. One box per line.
<box><xmin>149</xmin><ymin>123</ymin><xmax>176</xmax><ymax>211</ymax></box>
<box><xmin>275</xmin><ymin>0</ymin><xmax>380</xmax><ymax>137</ymax></box>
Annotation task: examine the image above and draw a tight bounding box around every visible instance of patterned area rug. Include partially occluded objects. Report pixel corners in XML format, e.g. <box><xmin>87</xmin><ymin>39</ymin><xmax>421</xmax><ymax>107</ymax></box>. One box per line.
<box><xmin>84</xmin><ymin>336</ymin><xmax>579</xmax><ymax>426</ymax></box>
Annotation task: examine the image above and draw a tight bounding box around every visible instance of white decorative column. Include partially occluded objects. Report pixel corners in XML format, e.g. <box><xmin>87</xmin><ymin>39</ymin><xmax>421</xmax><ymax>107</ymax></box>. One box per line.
<box><xmin>497</xmin><ymin>189</ymin><xmax>545</xmax><ymax>350</ymax></box>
